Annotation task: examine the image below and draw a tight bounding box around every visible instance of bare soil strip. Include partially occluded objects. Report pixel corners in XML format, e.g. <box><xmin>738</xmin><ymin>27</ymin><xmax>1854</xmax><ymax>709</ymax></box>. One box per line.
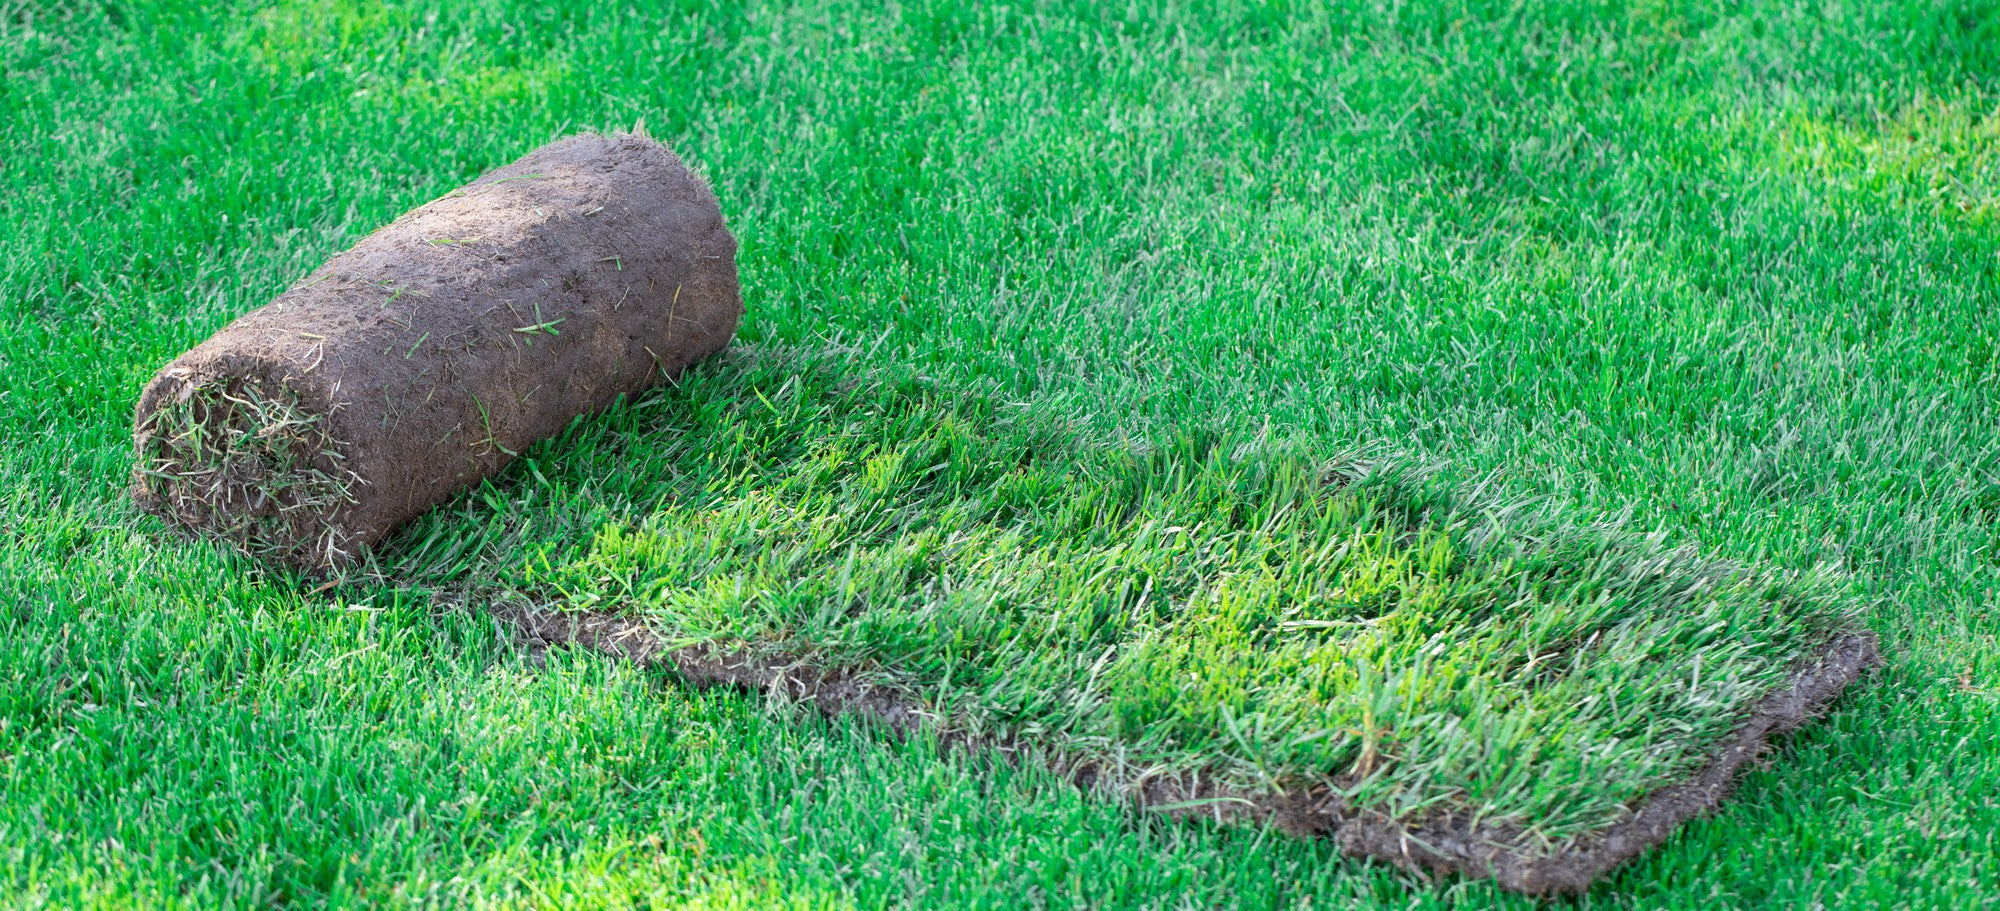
<box><xmin>495</xmin><ymin>601</ymin><xmax>1878</xmax><ymax>894</ymax></box>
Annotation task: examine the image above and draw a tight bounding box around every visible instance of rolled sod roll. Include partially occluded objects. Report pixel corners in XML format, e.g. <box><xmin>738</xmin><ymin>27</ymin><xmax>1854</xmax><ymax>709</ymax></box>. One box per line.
<box><xmin>132</xmin><ymin>132</ymin><xmax>742</xmax><ymax>568</ymax></box>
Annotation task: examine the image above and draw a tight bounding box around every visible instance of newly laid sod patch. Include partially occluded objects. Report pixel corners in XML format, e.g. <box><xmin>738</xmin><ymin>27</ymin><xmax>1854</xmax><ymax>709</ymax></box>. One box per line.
<box><xmin>380</xmin><ymin>345</ymin><xmax>1867</xmax><ymax>890</ymax></box>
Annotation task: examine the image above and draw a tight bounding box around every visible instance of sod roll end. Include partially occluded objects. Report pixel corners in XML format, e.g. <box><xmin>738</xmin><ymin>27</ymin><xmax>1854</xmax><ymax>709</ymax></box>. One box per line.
<box><xmin>132</xmin><ymin>132</ymin><xmax>742</xmax><ymax>568</ymax></box>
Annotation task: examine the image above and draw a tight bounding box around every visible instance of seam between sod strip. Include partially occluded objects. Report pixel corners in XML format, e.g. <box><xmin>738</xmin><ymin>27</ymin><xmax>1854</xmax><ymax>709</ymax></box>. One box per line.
<box><xmin>489</xmin><ymin>601</ymin><xmax>1877</xmax><ymax>896</ymax></box>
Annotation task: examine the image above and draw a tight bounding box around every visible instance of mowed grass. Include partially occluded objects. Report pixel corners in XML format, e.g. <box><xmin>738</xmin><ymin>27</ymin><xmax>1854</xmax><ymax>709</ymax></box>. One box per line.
<box><xmin>2</xmin><ymin>0</ymin><xmax>1997</xmax><ymax>908</ymax></box>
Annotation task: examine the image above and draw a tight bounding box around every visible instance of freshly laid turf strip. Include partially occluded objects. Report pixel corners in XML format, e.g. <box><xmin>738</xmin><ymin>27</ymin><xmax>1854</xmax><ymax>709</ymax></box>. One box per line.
<box><xmin>131</xmin><ymin>132</ymin><xmax>741</xmax><ymax>567</ymax></box>
<box><xmin>422</xmin><ymin>347</ymin><xmax>1877</xmax><ymax>893</ymax></box>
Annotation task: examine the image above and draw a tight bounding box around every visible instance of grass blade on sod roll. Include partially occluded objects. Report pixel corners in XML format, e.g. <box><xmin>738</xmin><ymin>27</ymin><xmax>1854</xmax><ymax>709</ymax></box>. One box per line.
<box><xmin>131</xmin><ymin>131</ymin><xmax>741</xmax><ymax>568</ymax></box>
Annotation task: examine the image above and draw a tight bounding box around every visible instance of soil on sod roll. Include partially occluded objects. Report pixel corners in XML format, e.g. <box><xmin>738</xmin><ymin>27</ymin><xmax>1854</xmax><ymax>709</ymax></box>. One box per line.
<box><xmin>132</xmin><ymin>132</ymin><xmax>740</xmax><ymax>567</ymax></box>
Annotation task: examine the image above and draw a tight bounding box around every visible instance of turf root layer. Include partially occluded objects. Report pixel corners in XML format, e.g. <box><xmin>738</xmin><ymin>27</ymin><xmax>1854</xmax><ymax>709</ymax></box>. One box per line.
<box><xmin>495</xmin><ymin>602</ymin><xmax>1879</xmax><ymax>895</ymax></box>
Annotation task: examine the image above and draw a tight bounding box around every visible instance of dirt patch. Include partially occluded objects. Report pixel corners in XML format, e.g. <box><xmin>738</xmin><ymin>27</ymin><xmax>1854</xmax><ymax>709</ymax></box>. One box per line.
<box><xmin>495</xmin><ymin>600</ymin><xmax>1878</xmax><ymax>895</ymax></box>
<box><xmin>133</xmin><ymin>131</ymin><xmax>741</xmax><ymax>567</ymax></box>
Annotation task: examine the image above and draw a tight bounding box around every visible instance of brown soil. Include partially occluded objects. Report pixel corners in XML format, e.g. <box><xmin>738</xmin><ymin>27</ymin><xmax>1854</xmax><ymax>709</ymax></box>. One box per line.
<box><xmin>496</xmin><ymin>601</ymin><xmax>1878</xmax><ymax>895</ymax></box>
<box><xmin>133</xmin><ymin>132</ymin><xmax>740</xmax><ymax>567</ymax></box>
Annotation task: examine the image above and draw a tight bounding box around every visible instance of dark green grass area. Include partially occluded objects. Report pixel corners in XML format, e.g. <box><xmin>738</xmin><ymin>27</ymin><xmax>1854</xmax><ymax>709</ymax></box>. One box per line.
<box><xmin>3</xmin><ymin>0</ymin><xmax>1998</xmax><ymax>907</ymax></box>
<box><xmin>418</xmin><ymin>346</ymin><xmax>1857</xmax><ymax>847</ymax></box>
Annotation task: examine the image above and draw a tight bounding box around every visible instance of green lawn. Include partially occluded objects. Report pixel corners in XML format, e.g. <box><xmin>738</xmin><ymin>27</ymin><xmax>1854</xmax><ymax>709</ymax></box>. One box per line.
<box><xmin>3</xmin><ymin>0</ymin><xmax>1997</xmax><ymax>907</ymax></box>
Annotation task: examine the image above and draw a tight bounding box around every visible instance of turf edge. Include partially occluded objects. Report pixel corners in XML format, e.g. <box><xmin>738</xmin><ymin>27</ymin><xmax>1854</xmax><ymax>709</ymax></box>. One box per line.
<box><xmin>490</xmin><ymin>600</ymin><xmax>1880</xmax><ymax>895</ymax></box>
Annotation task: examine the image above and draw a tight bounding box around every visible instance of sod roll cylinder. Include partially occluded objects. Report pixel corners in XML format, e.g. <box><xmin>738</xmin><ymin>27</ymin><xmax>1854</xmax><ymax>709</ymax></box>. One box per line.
<box><xmin>132</xmin><ymin>132</ymin><xmax>742</xmax><ymax>568</ymax></box>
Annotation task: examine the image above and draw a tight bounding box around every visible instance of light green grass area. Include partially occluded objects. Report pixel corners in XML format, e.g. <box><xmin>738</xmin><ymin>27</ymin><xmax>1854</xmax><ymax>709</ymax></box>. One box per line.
<box><xmin>2</xmin><ymin>0</ymin><xmax>1997</xmax><ymax>908</ymax></box>
<box><xmin>434</xmin><ymin>346</ymin><xmax>1858</xmax><ymax>848</ymax></box>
